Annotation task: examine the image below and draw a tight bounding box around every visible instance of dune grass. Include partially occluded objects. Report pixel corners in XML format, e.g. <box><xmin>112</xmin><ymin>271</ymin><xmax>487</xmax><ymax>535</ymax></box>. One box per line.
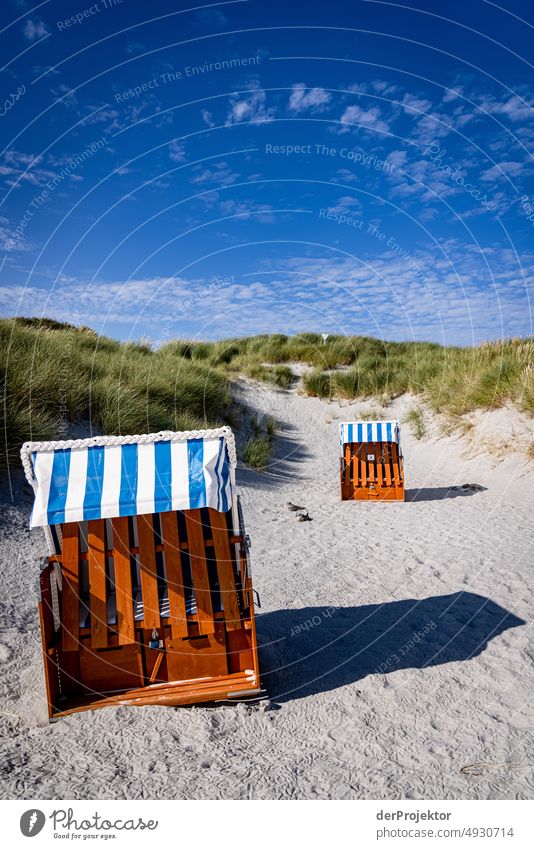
<box><xmin>404</xmin><ymin>407</ymin><xmax>426</xmax><ymax>440</ymax></box>
<box><xmin>1</xmin><ymin>318</ymin><xmax>229</xmax><ymax>470</ymax></box>
<box><xmin>243</xmin><ymin>436</ymin><xmax>272</xmax><ymax>469</ymax></box>
<box><xmin>2</xmin><ymin>320</ymin><xmax>532</xmax><ymax>471</ymax></box>
<box><xmin>245</xmin><ymin>363</ymin><xmax>294</xmax><ymax>389</ymax></box>
<box><xmin>160</xmin><ymin>333</ymin><xmax>533</xmax><ymax>419</ymax></box>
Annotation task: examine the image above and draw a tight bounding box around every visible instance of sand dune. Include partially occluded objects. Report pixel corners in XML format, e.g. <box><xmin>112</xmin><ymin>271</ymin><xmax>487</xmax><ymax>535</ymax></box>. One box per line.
<box><xmin>0</xmin><ymin>381</ymin><xmax>533</xmax><ymax>800</ymax></box>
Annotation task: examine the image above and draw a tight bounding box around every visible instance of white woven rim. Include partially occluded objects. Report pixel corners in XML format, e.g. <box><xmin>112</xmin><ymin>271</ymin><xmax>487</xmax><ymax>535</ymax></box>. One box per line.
<box><xmin>20</xmin><ymin>426</ymin><xmax>237</xmax><ymax>487</ymax></box>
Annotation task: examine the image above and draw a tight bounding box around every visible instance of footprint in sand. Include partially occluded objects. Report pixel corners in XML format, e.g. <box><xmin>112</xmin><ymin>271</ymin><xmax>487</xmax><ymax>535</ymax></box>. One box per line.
<box><xmin>0</xmin><ymin>644</ymin><xmax>13</xmax><ymax>664</ymax></box>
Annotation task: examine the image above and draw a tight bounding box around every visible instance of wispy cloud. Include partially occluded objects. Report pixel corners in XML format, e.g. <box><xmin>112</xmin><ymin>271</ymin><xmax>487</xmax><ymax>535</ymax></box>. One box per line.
<box><xmin>4</xmin><ymin>243</ymin><xmax>530</xmax><ymax>344</ymax></box>
<box><xmin>23</xmin><ymin>19</ymin><xmax>49</xmax><ymax>42</ymax></box>
<box><xmin>226</xmin><ymin>85</ymin><xmax>275</xmax><ymax>125</ymax></box>
<box><xmin>169</xmin><ymin>140</ymin><xmax>187</xmax><ymax>162</ymax></box>
<box><xmin>338</xmin><ymin>104</ymin><xmax>390</xmax><ymax>134</ymax></box>
<box><xmin>480</xmin><ymin>160</ymin><xmax>529</xmax><ymax>182</ymax></box>
<box><xmin>189</xmin><ymin>161</ymin><xmax>240</xmax><ymax>186</ymax></box>
<box><xmin>288</xmin><ymin>83</ymin><xmax>332</xmax><ymax>113</ymax></box>
<box><xmin>201</xmin><ymin>109</ymin><xmax>215</xmax><ymax>128</ymax></box>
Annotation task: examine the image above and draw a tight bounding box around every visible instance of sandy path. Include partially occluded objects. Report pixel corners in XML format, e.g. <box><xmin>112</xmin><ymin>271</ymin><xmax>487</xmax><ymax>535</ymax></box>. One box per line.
<box><xmin>0</xmin><ymin>381</ymin><xmax>533</xmax><ymax>800</ymax></box>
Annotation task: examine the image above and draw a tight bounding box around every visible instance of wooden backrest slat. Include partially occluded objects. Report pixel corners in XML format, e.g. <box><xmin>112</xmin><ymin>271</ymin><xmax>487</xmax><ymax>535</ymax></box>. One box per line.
<box><xmin>87</xmin><ymin>519</ymin><xmax>108</xmax><ymax>649</ymax></box>
<box><xmin>160</xmin><ymin>511</ymin><xmax>189</xmax><ymax>639</ymax></box>
<box><xmin>184</xmin><ymin>510</ymin><xmax>215</xmax><ymax>635</ymax></box>
<box><xmin>376</xmin><ymin>443</ymin><xmax>384</xmax><ymax>487</ymax></box>
<box><xmin>61</xmin><ymin>523</ymin><xmax>80</xmax><ymax>652</ymax></box>
<box><xmin>111</xmin><ymin>517</ymin><xmax>135</xmax><ymax>645</ymax></box>
<box><xmin>136</xmin><ymin>515</ymin><xmax>161</xmax><ymax>631</ymax></box>
<box><xmin>208</xmin><ymin>508</ymin><xmax>241</xmax><ymax>630</ymax></box>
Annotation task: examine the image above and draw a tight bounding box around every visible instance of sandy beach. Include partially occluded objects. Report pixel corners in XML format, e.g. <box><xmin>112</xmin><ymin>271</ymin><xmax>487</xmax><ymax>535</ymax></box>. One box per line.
<box><xmin>1</xmin><ymin>379</ymin><xmax>533</xmax><ymax>800</ymax></box>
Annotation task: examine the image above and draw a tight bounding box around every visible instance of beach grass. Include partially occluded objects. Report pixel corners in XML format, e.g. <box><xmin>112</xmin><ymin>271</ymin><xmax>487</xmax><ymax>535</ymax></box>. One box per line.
<box><xmin>242</xmin><ymin>436</ymin><xmax>272</xmax><ymax>469</ymax></box>
<box><xmin>2</xmin><ymin>319</ymin><xmax>532</xmax><ymax>470</ymax></box>
<box><xmin>404</xmin><ymin>407</ymin><xmax>426</xmax><ymax>440</ymax></box>
<box><xmin>1</xmin><ymin>318</ymin><xmax>228</xmax><ymax>469</ymax></box>
<box><xmin>160</xmin><ymin>334</ymin><xmax>533</xmax><ymax>420</ymax></box>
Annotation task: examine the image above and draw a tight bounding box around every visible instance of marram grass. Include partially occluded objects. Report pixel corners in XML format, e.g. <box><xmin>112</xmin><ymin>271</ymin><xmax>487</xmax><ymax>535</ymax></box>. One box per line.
<box><xmin>2</xmin><ymin>320</ymin><xmax>532</xmax><ymax>470</ymax></box>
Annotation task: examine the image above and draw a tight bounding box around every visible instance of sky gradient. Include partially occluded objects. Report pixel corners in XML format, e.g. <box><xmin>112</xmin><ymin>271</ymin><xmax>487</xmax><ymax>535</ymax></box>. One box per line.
<box><xmin>1</xmin><ymin>0</ymin><xmax>533</xmax><ymax>345</ymax></box>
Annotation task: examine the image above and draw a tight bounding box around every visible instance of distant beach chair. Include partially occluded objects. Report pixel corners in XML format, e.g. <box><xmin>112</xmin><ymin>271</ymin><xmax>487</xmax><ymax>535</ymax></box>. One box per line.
<box><xmin>339</xmin><ymin>420</ymin><xmax>404</xmax><ymax>501</ymax></box>
<box><xmin>21</xmin><ymin>427</ymin><xmax>262</xmax><ymax>720</ymax></box>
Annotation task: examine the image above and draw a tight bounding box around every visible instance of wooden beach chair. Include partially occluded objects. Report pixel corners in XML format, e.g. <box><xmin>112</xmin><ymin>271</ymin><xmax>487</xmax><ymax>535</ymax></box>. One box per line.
<box><xmin>339</xmin><ymin>420</ymin><xmax>404</xmax><ymax>501</ymax></box>
<box><xmin>21</xmin><ymin>427</ymin><xmax>262</xmax><ymax>719</ymax></box>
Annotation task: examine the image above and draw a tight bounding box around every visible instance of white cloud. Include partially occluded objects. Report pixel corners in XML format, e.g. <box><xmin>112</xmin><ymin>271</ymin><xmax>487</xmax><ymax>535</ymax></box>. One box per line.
<box><xmin>2</xmin><ymin>244</ymin><xmax>531</xmax><ymax>344</ymax></box>
<box><xmin>402</xmin><ymin>93</ymin><xmax>433</xmax><ymax>116</ymax></box>
<box><xmin>226</xmin><ymin>86</ymin><xmax>274</xmax><ymax>125</ymax></box>
<box><xmin>23</xmin><ymin>19</ymin><xmax>49</xmax><ymax>42</ymax></box>
<box><xmin>411</xmin><ymin>111</ymin><xmax>453</xmax><ymax>146</ymax></box>
<box><xmin>480</xmin><ymin>161</ymin><xmax>528</xmax><ymax>182</ymax></box>
<box><xmin>338</xmin><ymin>105</ymin><xmax>390</xmax><ymax>134</ymax></box>
<box><xmin>218</xmin><ymin>199</ymin><xmax>275</xmax><ymax>222</ymax></box>
<box><xmin>169</xmin><ymin>141</ymin><xmax>186</xmax><ymax>162</ymax></box>
<box><xmin>288</xmin><ymin>83</ymin><xmax>331</xmax><ymax>113</ymax></box>
<box><xmin>325</xmin><ymin>196</ymin><xmax>362</xmax><ymax>217</ymax></box>
<box><xmin>480</xmin><ymin>93</ymin><xmax>533</xmax><ymax>122</ymax></box>
<box><xmin>442</xmin><ymin>86</ymin><xmax>464</xmax><ymax>103</ymax></box>
<box><xmin>190</xmin><ymin>161</ymin><xmax>239</xmax><ymax>186</ymax></box>
<box><xmin>201</xmin><ymin>109</ymin><xmax>215</xmax><ymax>128</ymax></box>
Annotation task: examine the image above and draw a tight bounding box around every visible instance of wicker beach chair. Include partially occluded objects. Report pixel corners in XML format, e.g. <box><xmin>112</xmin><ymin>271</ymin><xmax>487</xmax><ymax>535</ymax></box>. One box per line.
<box><xmin>339</xmin><ymin>420</ymin><xmax>404</xmax><ymax>501</ymax></box>
<box><xmin>21</xmin><ymin>427</ymin><xmax>262</xmax><ymax>719</ymax></box>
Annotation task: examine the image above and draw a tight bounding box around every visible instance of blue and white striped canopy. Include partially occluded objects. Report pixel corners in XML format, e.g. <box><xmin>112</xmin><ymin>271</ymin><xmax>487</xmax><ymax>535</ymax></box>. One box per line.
<box><xmin>340</xmin><ymin>420</ymin><xmax>400</xmax><ymax>446</ymax></box>
<box><xmin>23</xmin><ymin>432</ymin><xmax>234</xmax><ymax>529</ymax></box>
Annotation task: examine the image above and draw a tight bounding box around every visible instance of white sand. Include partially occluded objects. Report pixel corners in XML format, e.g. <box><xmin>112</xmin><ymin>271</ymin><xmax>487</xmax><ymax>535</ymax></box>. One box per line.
<box><xmin>0</xmin><ymin>381</ymin><xmax>533</xmax><ymax>800</ymax></box>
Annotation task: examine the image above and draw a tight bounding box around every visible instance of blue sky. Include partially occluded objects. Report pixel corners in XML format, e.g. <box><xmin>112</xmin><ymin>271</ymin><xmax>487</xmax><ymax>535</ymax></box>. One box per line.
<box><xmin>0</xmin><ymin>0</ymin><xmax>533</xmax><ymax>345</ymax></box>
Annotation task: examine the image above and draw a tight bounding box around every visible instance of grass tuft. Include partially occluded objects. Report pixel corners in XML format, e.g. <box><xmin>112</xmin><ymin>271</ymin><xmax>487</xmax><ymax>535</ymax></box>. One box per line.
<box><xmin>302</xmin><ymin>370</ymin><xmax>331</xmax><ymax>398</ymax></box>
<box><xmin>243</xmin><ymin>436</ymin><xmax>271</xmax><ymax>469</ymax></box>
<box><xmin>404</xmin><ymin>407</ymin><xmax>426</xmax><ymax>440</ymax></box>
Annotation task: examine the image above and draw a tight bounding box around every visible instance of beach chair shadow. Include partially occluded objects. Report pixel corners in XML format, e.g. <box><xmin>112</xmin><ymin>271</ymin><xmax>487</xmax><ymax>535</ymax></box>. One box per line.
<box><xmin>257</xmin><ymin>592</ymin><xmax>524</xmax><ymax>703</ymax></box>
<box><xmin>406</xmin><ymin>486</ymin><xmax>487</xmax><ymax>502</ymax></box>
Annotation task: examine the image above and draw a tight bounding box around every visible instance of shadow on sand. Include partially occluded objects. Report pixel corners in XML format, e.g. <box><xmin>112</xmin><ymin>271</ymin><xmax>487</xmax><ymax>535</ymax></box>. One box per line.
<box><xmin>405</xmin><ymin>485</ymin><xmax>487</xmax><ymax>502</ymax></box>
<box><xmin>237</xmin><ymin>420</ymin><xmax>312</xmax><ymax>491</ymax></box>
<box><xmin>257</xmin><ymin>592</ymin><xmax>524</xmax><ymax>703</ymax></box>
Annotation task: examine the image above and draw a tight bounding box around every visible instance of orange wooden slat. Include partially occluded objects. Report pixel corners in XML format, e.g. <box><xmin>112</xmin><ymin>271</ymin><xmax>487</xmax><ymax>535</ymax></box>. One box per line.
<box><xmin>377</xmin><ymin>442</ymin><xmax>384</xmax><ymax>487</ymax></box>
<box><xmin>208</xmin><ymin>508</ymin><xmax>241</xmax><ymax>630</ymax></box>
<box><xmin>61</xmin><ymin>523</ymin><xmax>80</xmax><ymax>652</ymax></box>
<box><xmin>136</xmin><ymin>515</ymin><xmax>161</xmax><ymax>630</ymax></box>
<box><xmin>184</xmin><ymin>510</ymin><xmax>215</xmax><ymax>635</ymax></box>
<box><xmin>160</xmin><ymin>511</ymin><xmax>189</xmax><ymax>639</ymax></box>
<box><xmin>350</xmin><ymin>445</ymin><xmax>357</xmax><ymax>498</ymax></box>
<box><xmin>111</xmin><ymin>517</ymin><xmax>135</xmax><ymax>645</ymax></box>
<box><xmin>87</xmin><ymin>519</ymin><xmax>108</xmax><ymax>649</ymax></box>
<box><xmin>361</xmin><ymin>443</ymin><xmax>367</xmax><ymax>488</ymax></box>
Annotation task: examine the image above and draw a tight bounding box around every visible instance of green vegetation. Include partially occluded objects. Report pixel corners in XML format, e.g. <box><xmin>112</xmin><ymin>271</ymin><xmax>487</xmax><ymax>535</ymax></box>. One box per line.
<box><xmin>245</xmin><ymin>363</ymin><xmax>293</xmax><ymax>389</ymax></box>
<box><xmin>356</xmin><ymin>408</ymin><xmax>387</xmax><ymax>421</ymax></box>
<box><xmin>2</xmin><ymin>319</ymin><xmax>532</xmax><ymax>471</ymax></box>
<box><xmin>161</xmin><ymin>333</ymin><xmax>533</xmax><ymax>420</ymax></box>
<box><xmin>242</xmin><ymin>436</ymin><xmax>271</xmax><ymax>470</ymax></box>
<box><xmin>302</xmin><ymin>369</ymin><xmax>331</xmax><ymax>398</ymax></box>
<box><xmin>404</xmin><ymin>407</ymin><xmax>426</xmax><ymax>440</ymax></box>
<box><xmin>1</xmin><ymin>318</ymin><xmax>228</xmax><ymax>469</ymax></box>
